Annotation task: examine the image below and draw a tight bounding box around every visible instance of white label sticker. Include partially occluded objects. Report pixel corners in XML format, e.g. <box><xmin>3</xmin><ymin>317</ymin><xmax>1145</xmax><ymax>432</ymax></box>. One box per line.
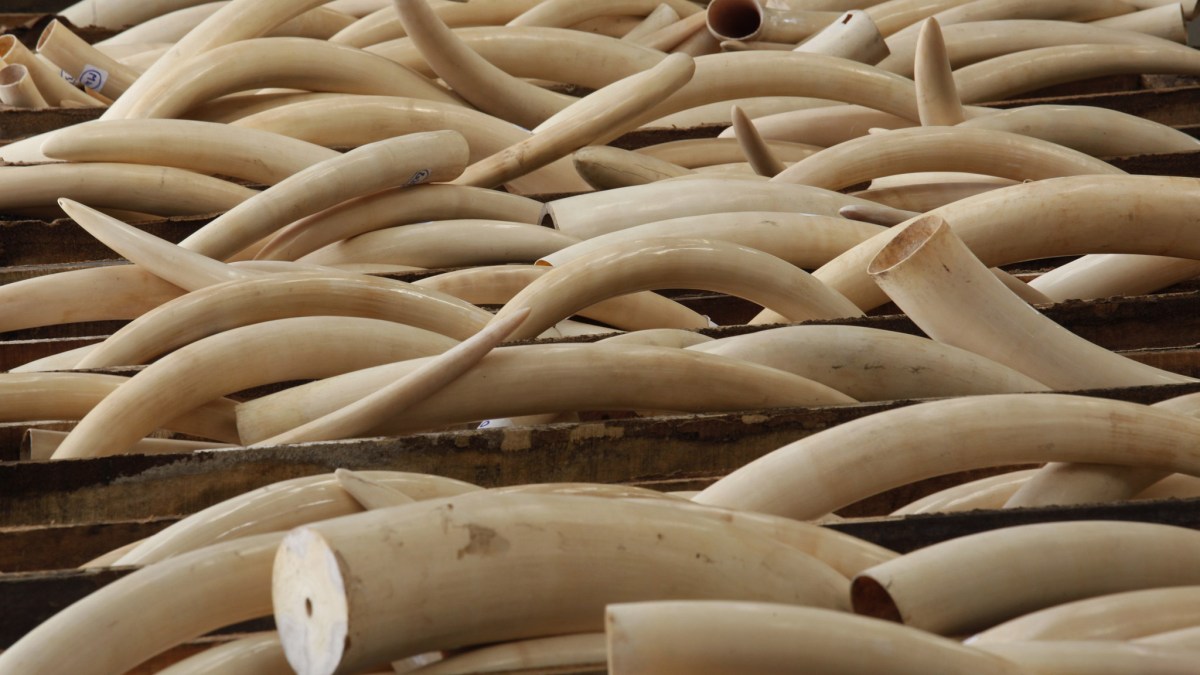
<box><xmin>77</xmin><ymin>65</ymin><xmax>109</xmax><ymax>92</ymax></box>
<box><xmin>477</xmin><ymin>418</ymin><xmax>515</xmax><ymax>429</ymax></box>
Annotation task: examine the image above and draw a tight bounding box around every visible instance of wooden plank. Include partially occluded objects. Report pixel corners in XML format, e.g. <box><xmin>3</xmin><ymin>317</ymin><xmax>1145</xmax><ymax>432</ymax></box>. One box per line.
<box><xmin>0</xmin><ymin>517</ymin><xmax>176</xmax><ymax>572</ymax></box>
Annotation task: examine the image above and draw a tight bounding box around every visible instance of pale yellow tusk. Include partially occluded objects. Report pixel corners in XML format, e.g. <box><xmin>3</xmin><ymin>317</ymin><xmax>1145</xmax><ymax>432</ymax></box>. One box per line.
<box><xmin>719</xmin><ymin>103</ymin><xmax>916</xmax><ymax>147</ymax></box>
<box><xmin>731</xmin><ymin>104</ymin><xmax>787</xmax><ymax>176</ymax></box>
<box><xmin>599</xmin><ymin>328</ymin><xmax>713</xmax><ymax>349</ymax></box>
<box><xmin>154</xmin><ymin>632</ymin><xmax>290</xmax><ymax>675</ymax></box>
<box><xmin>884</xmin><ymin>0</ymin><xmax>1136</xmax><ymax>46</ymax></box>
<box><xmin>865</xmin><ymin>0</ymin><xmax>973</xmax><ymax>37</ymax></box>
<box><xmin>969</xmin><ymin>586</ymin><xmax>1200</xmax><ymax>643</ymax></box>
<box><xmin>975</xmin><ymin>640</ymin><xmax>1200</xmax><ymax>674</ymax></box>
<box><xmin>334</xmin><ymin>468</ymin><xmax>417</xmax><ymax>510</ymax></box>
<box><xmin>0</xmin><ymin>264</ymin><xmax>183</xmax><ymax>335</ymax></box>
<box><xmin>851</xmin><ymin>176</ymin><xmax>1016</xmax><ymax>212</ymax></box>
<box><xmin>794</xmin><ymin>9</ymin><xmax>890</xmax><ymax>64</ymax></box>
<box><xmin>36</xmin><ymin>20</ymin><xmax>137</xmax><ymax>98</ymax></box>
<box><xmin>1031</xmin><ymin>254</ymin><xmax>1200</xmax><ymax>303</ymax></box>
<box><xmin>1092</xmin><ymin>2</ymin><xmax>1190</xmax><ymax>39</ymax></box>
<box><xmin>0</xmin><ymin>63</ymin><xmax>48</xmax><ymax>109</ymax></box>
<box><xmin>573</xmin><ymin>145</ymin><xmax>695</xmax><ymax>189</ymax></box>
<box><xmin>644</xmin><ymin>94</ymin><xmax>835</xmax><ymax>128</ymax></box>
<box><xmin>624</xmin><ymin>3</ymin><xmax>683</xmax><ymax>43</ymax></box>
<box><xmin>0</xmin><ymin>34</ymin><xmax>101</xmax><ymax>107</ymax></box>
<box><xmin>636</xmin><ymin>137</ymin><xmax>820</xmax><ymax>168</ymax></box>
<box><xmin>330</xmin><ymin>0</ymin><xmax>543</xmax><ymax>48</ymax></box>
<box><xmin>913</xmin><ymin>18</ymin><xmax>964</xmax><ymax>125</ymax></box>
<box><xmin>956</xmin><ymin>104</ymin><xmax>1200</xmax><ymax>157</ymax></box>
<box><xmin>890</xmin><ymin>469</ymin><xmax>1040</xmax><ymax>516</ymax></box>
<box><xmin>635</xmin><ymin>11</ymin><xmax>709</xmax><ymax>52</ymax></box>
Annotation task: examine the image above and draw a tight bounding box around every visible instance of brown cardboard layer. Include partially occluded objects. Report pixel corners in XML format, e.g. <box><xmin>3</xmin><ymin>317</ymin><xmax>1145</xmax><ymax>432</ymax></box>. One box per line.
<box><xmin>0</xmin><ymin>214</ymin><xmax>214</xmax><ymax>267</ymax></box>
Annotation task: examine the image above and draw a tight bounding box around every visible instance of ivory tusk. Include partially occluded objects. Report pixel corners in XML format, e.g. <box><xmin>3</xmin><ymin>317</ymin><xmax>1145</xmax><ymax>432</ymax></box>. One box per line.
<box><xmin>36</xmin><ymin>20</ymin><xmax>138</xmax><ymax>98</ymax></box>
<box><xmin>330</xmin><ymin>0</ymin><xmax>543</xmax><ymax>48</ymax></box>
<box><xmin>1031</xmin><ymin>254</ymin><xmax>1200</xmax><ymax>302</ymax></box>
<box><xmin>0</xmin><ymin>264</ymin><xmax>184</xmax><ymax>334</ymax></box>
<box><xmin>76</xmin><ymin>274</ymin><xmax>490</xmax><ymax>369</ymax></box>
<box><xmin>180</xmin><ymin>131</ymin><xmax>469</xmax><ymax>260</ymax></box>
<box><xmin>253</xmin><ymin>308</ymin><xmax>531</xmax><ymax>446</ymax></box>
<box><xmin>956</xmin><ymin>104</ymin><xmax>1200</xmax><ymax>158</ymax></box>
<box><xmin>884</xmin><ymin>0</ymin><xmax>1137</xmax><ymax>46</ymax></box>
<box><xmin>913</xmin><ymin>18</ymin><xmax>964</xmax><ymax>125</ymax></box>
<box><xmin>636</xmin><ymin>137</ymin><xmax>820</xmax><ymax>168</ymax></box>
<box><xmin>693</xmin><ymin>393</ymin><xmax>1200</xmax><ymax>520</ymax></box>
<box><xmin>851</xmin><ymin>521</ymin><xmax>1200</xmax><ymax>635</ymax></box>
<box><xmin>299</xmin><ymin>220</ymin><xmax>581</xmax><ymax>268</ymax></box>
<box><xmin>334</xmin><ymin>468</ymin><xmax>416</xmax><ymax>509</ymax></box>
<box><xmin>573</xmin><ymin>145</ymin><xmax>695</xmax><ymax>189</ymax></box>
<box><xmin>1091</xmin><ymin>2</ymin><xmax>1189</xmax><ymax>39</ymax></box>
<box><xmin>851</xmin><ymin>177</ymin><xmax>1016</xmax><ymax>212</ymax></box>
<box><xmin>794</xmin><ymin>9</ymin><xmax>890</xmax><ymax>64</ymax></box>
<box><xmin>689</xmin><ymin>324</ymin><xmax>1047</xmax><ymax>401</ymax></box>
<box><xmin>731</xmin><ymin>104</ymin><xmax>787</xmax><ymax>176</ymax></box>
<box><xmin>974</xmin><ymin>640</ymin><xmax>1200</xmax><ymax>675</ymax></box>
<box><xmin>598</xmin><ymin>328</ymin><xmax>714</xmax><ymax>349</ymax></box>
<box><xmin>0</xmin><ymin>34</ymin><xmax>101</xmax><ymax>107</ymax></box>
<box><xmin>453</xmin><ymin>52</ymin><xmax>696</xmax><ymax>189</ymax></box>
<box><xmin>235</xmin><ymin>342</ymin><xmax>857</xmax><ymax>444</ymax></box>
<box><xmin>271</xmin><ymin>493</ymin><xmax>849</xmax><ymax>673</ymax></box>
<box><xmin>645</xmin><ymin>94</ymin><xmax>835</xmax><ymax>128</ymax></box>
<box><xmin>508</xmin><ymin>0</ymin><xmax>702</xmax><ymax>28</ymax></box>
<box><xmin>26</xmin><ymin>429</ymin><xmax>235</xmax><ymax>461</ymax></box>
<box><xmin>60</xmin><ymin>0</ymin><xmax>218</xmax><ymax>30</ymax></box>
<box><xmin>40</xmin><ymin>119</ymin><xmax>340</xmax><ymax>185</ymax></box>
<box><xmin>631</xmin><ymin>11</ymin><xmax>708</xmax><ymax>52</ymax></box>
<box><xmin>408</xmin><ymin>633</ymin><xmax>605</xmax><ymax>675</ymax></box>
<box><xmin>707</xmin><ymin>0</ymin><xmax>842</xmax><ymax>43</ymax></box>
<box><xmin>969</xmin><ymin>586</ymin><xmax>1200</xmax><ymax>643</ymax></box>
<box><xmin>770</xmin><ymin>126</ymin><xmax>1123</xmax><ymax>191</ymax></box>
<box><xmin>49</xmin><ymin>317</ymin><xmax>460</xmax><ymax>460</ymax></box>
<box><xmin>624</xmin><ymin>3</ymin><xmax>683</xmax><ymax>43</ymax></box>
<box><xmin>722</xmin><ymin>38</ymin><xmax>802</xmax><ymax>51</ymax></box>
<box><xmin>606</xmin><ymin>601</ymin><xmax>1025</xmax><ymax>675</ymax></box>
<box><xmin>154</xmin><ymin>632</ymin><xmax>291</xmax><ymax>675</ymax></box>
<box><xmin>865</xmin><ymin>0</ymin><xmax>973</xmax><ymax>36</ymax></box>
<box><xmin>492</xmin><ymin>237</ymin><xmax>863</xmax><ymax>341</ymax></box>
<box><xmin>719</xmin><ymin>103</ymin><xmax>916</xmax><ymax>147</ymax></box>
<box><xmin>890</xmin><ymin>468</ymin><xmax>1039</xmax><ymax>516</ymax></box>
<box><xmin>1136</xmin><ymin>626</ymin><xmax>1200</xmax><ymax>649</ymax></box>
<box><xmin>0</xmin><ymin>63</ymin><xmax>48</xmax><ymax>109</ymax></box>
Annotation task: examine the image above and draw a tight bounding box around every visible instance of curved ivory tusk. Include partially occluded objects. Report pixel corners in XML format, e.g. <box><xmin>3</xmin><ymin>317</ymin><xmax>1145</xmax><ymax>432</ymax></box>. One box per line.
<box><xmin>180</xmin><ymin>131</ymin><xmax>469</xmax><ymax>260</ymax></box>
<box><xmin>299</xmin><ymin>220</ymin><xmax>580</xmax><ymax>268</ymax></box>
<box><xmin>60</xmin><ymin>0</ymin><xmax>217</xmax><ymax>31</ymax></box>
<box><xmin>412</xmin><ymin>265</ymin><xmax>710</xmax><ymax>333</ymax></box>
<box><xmin>453</xmin><ymin>53</ymin><xmax>696</xmax><ymax>189</ymax></box>
<box><xmin>795</xmin><ymin>10</ymin><xmax>889</xmax><ymax>64</ymax></box>
<box><xmin>539</xmin><ymin>211</ymin><xmax>885</xmax><ymax>270</ymax></box>
<box><xmin>236</xmin><ymin>343</ymin><xmax>857</xmax><ymax>444</ymax></box>
<box><xmin>636</xmin><ymin>137</ymin><xmax>820</xmax><ymax>168</ymax></box>
<box><xmin>864</xmin><ymin>0</ymin><xmax>972</xmax><ymax>36</ymax></box>
<box><xmin>271</xmin><ymin>493</ymin><xmax>849</xmax><ymax>673</ymax></box>
<box><xmin>0</xmin><ymin>34</ymin><xmax>101</xmax><ymax>107</ymax></box>
<box><xmin>0</xmin><ymin>63</ymin><xmax>48</xmax><ymax>108</ymax></box>
<box><xmin>969</xmin><ymin>586</ymin><xmax>1200</xmax><ymax>644</ymax></box>
<box><xmin>126</xmin><ymin>36</ymin><xmax>461</xmax><ymax>119</ymax></box>
<box><xmin>573</xmin><ymin>145</ymin><xmax>695</xmax><ymax>189</ymax></box>
<box><xmin>0</xmin><ymin>264</ymin><xmax>184</xmax><ymax>334</ymax></box>
<box><xmin>599</xmin><ymin>328</ymin><xmax>713</xmax><ymax>349</ymax></box>
<box><xmin>851</xmin><ymin>176</ymin><xmax>1016</xmax><ymax>212</ymax></box>
<box><xmin>1136</xmin><ymin>626</ymin><xmax>1200</xmax><ymax>649</ymax></box>
<box><xmin>254</xmin><ymin>308</ymin><xmax>531</xmax><ymax>446</ymax></box>
<box><xmin>707</xmin><ymin>0</ymin><xmax>841</xmax><ymax>43</ymax></box>
<box><xmin>913</xmin><ymin>18</ymin><xmax>964</xmax><ymax>125</ymax></box>
<box><xmin>731</xmin><ymin>104</ymin><xmax>787</xmax><ymax>176</ymax></box>
<box><xmin>36</xmin><ymin>20</ymin><xmax>138</xmax><ymax>98</ymax></box>
<box><xmin>606</xmin><ymin>601</ymin><xmax>1025</xmax><ymax>675</ymax></box>
<box><xmin>868</xmin><ymin>215</ymin><xmax>1190</xmax><ymax>390</ymax></box>
<box><xmin>26</xmin><ymin>429</ymin><xmax>234</xmax><ymax>461</ymax></box>
<box><xmin>1092</xmin><ymin>2</ymin><xmax>1190</xmax><ymax>39</ymax></box>
<box><xmin>884</xmin><ymin>0</ymin><xmax>1136</xmax><ymax>45</ymax></box>
<box><xmin>508</xmin><ymin>0</ymin><xmax>701</xmax><ymax>28</ymax></box>
<box><xmin>40</xmin><ymin>119</ymin><xmax>340</xmax><ymax>185</ymax></box>
<box><xmin>890</xmin><ymin>468</ymin><xmax>1039</xmax><ymax>516</ymax></box>
<box><xmin>330</xmin><ymin>0</ymin><xmax>544</xmax><ymax>48</ymax></box>
<box><xmin>1031</xmin><ymin>254</ymin><xmax>1200</xmax><ymax>302</ymax></box>
<box><xmin>645</xmin><ymin>94</ymin><xmax>835</xmax><ymax>128</ymax></box>
<box><xmin>0</xmin><ymin>372</ymin><xmax>239</xmax><ymax>442</ymax></box>
<box><xmin>492</xmin><ymin>238</ymin><xmax>863</xmax><ymax>341</ymax></box>
<box><xmin>50</xmin><ymin>317</ymin><xmax>461</xmax><ymax>460</ymax></box>
<box><xmin>255</xmin><ymin>184</ymin><xmax>541</xmax><ymax>261</ymax></box>
<box><xmin>720</xmin><ymin>103</ymin><xmax>917</xmax><ymax>148</ymax></box>
<box><xmin>851</xmin><ymin>521</ymin><xmax>1200</xmax><ymax>635</ymax></box>
<box><xmin>772</xmin><ymin>126</ymin><xmax>1123</xmax><ymax>191</ymax></box>
<box><xmin>0</xmin><ymin>163</ymin><xmax>254</xmax><ymax>216</ymax></box>
<box><xmin>409</xmin><ymin>633</ymin><xmax>605</xmax><ymax>675</ymax></box>
<box><xmin>117</xmin><ymin>471</ymin><xmax>481</xmax><ymax>566</ymax></box>
<box><xmin>689</xmin><ymin>324</ymin><xmax>1047</xmax><ymax>401</ymax></box>
<box><xmin>106</xmin><ymin>3</ymin><xmax>355</xmax><ymax>45</ymax></box>
<box><xmin>975</xmin><ymin>640</ymin><xmax>1199</xmax><ymax>675</ymax></box>
<box><xmin>154</xmin><ymin>632</ymin><xmax>290</xmax><ymax>675</ymax></box>
<box><xmin>335</xmin><ymin>468</ymin><xmax>416</xmax><ymax>509</ymax></box>
<box><xmin>391</xmin><ymin>0</ymin><xmax>575</xmax><ymax>129</ymax></box>
<box><xmin>956</xmin><ymin>104</ymin><xmax>1200</xmax><ymax>158</ymax></box>
<box><xmin>76</xmin><ymin>274</ymin><xmax>490</xmax><ymax>369</ymax></box>
<box><xmin>624</xmin><ymin>3</ymin><xmax>683</xmax><ymax>43</ymax></box>
<box><xmin>954</xmin><ymin>43</ymin><xmax>1200</xmax><ymax>104</ymax></box>
<box><xmin>543</xmin><ymin>177</ymin><xmax>881</xmax><ymax>240</ymax></box>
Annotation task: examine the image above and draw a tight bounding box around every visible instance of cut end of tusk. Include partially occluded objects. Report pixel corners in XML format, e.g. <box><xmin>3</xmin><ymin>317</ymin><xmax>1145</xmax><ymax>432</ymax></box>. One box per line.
<box><xmin>707</xmin><ymin>0</ymin><xmax>766</xmax><ymax>42</ymax></box>
<box><xmin>867</xmin><ymin>214</ymin><xmax>946</xmax><ymax>276</ymax></box>
<box><xmin>849</xmin><ymin>574</ymin><xmax>903</xmax><ymax>623</ymax></box>
<box><xmin>275</xmin><ymin>527</ymin><xmax>351</xmax><ymax>675</ymax></box>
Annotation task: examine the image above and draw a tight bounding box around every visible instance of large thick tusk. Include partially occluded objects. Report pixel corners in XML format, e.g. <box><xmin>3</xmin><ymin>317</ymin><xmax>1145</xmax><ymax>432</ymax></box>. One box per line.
<box><xmin>453</xmin><ymin>52</ymin><xmax>696</xmax><ymax>188</ymax></box>
<box><xmin>76</xmin><ymin>274</ymin><xmax>490</xmax><ymax>369</ymax></box>
<box><xmin>50</xmin><ymin>316</ymin><xmax>460</xmax><ymax>460</ymax></box>
<box><xmin>0</xmin><ymin>63</ymin><xmax>48</xmax><ymax>109</ymax></box>
<box><xmin>408</xmin><ymin>633</ymin><xmax>605</xmax><ymax>675</ymax></box>
<box><xmin>0</xmin><ymin>264</ymin><xmax>183</xmax><ymax>334</ymax></box>
<box><xmin>689</xmin><ymin>324</ymin><xmax>1046</xmax><ymax>401</ymax></box>
<box><xmin>969</xmin><ymin>586</ymin><xmax>1200</xmax><ymax>644</ymax></box>
<box><xmin>0</xmin><ymin>163</ymin><xmax>255</xmax><ymax>217</ymax></box>
<box><xmin>126</xmin><ymin>36</ymin><xmax>461</xmax><ymax>119</ymax></box>
<box><xmin>771</xmin><ymin>126</ymin><xmax>1123</xmax><ymax>191</ymax></box>
<box><xmin>117</xmin><ymin>471</ymin><xmax>481</xmax><ymax>566</ymax></box>
<box><xmin>974</xmin><ymin>640</ymin><xmax>1199</xmax><ymax>675</ymax></box>
<box><xmin>272</xmin><ymin>492</ymin><xmax>849</xmax><ymax>674</ymax></box>
<box><xmin>0</xmin><ymin>372</ymin><xmax>239</xmax><ymax>442</ymax></box>
<box><xmin>508</xmin><ymin>0</ymin><xmax>701</xmax><ymax>28</ymax></box>
<box><xmin>693</xmin><ymin>393</ymin><xmax>1200</xmax><ymax>521</ymax></box>
<box><xmin>731</xmin><ymin>105</ymin><xmax>787</xmax><ymax>176</ymax></box>
<box><xmin>299</xmin><ymin>220</ymin><xmax>580</xmax><ymax>268</ymax></box>
<box><xmin>1092</xmin><ymin>2</ymin><xmax>1190</xmax><ymax>39</ymax></box>
<box><xmin>719</xmin><ymin>103</ymin><xmax>916</xmax><ymax>147</ymax></box>
<box><xmin>573</xmin><ymin>145</ymin><xmax>696</xmax><ymax>189</ymax></box>
<box><xmin>154</xmin><ymin>632</ymin><xmax>290</xmax><ymax>675</ymax></box>
<box><xmin>236</xmin><ymin>343</ymin><xmax>857</xmax><ymax>444</ymax></box>
<box><xmin>492</xmin><ymin>237</ymin><xmax>863</xmax><ymax>341</ymax></box>
<box><xmin>179</xmin><ymin>131</ymin><xmax>469</xmax><ymax>260</ymax></box>
<box><xmin>851</xmin><ymin>521</ymin><xmax>1200</xmax><ymax>635</ymax></box>
<box><xmin>606</xmin><ymin>601</ymin><xmax>1025</xmax><ymax>675</ymax></box>
<box><xmin>36</xmin><ymin>20</ymin><xmax>137</xmax><ymax>98</ymax></box>
<box><xmin>391</xmin><ymin>0</ymin><xmax>574</xmax><ymax>128</ymax></box>
<box><xmin>956</xmin><ymin>104</ymin><xmax>1200</xmax><ymax>157</ymax></box>
<box><xmin>707</xmin><ymin>0</ymin><xmax>842</xmax><ymax>43</ymax></box>
<box><xmin>1031</xmin><ymin>254</ymin><xmax>1200</xmax><ymax>302</ymax></box>
<box><xmin>543</xmin><ymin>177</ymin><xmax>880</xmax><ymax>239</ymax></box>
<box><xmin>913</xmin><ymin>18</ymin><xmax>964</xmax><ymax>125</ymax></box>
<box><xmin>0</xmin><ymin>34</ymin><xmax>101</xmax><ymax>107</ymax></box>
<box><xmin>40</xmin><ymin>119</ymin><xmax>340</xmax><ymax>185</ymax></box>
<box><xmin>636</xmin><ymin>137</ymin><xmax>820</xmax><ymax>168</ymax></box>
<box><xmin>867</xmin><ymin>215</ymin><xmax>1191</xmax><ymax>389</ymax></box>
<box><xmin>794</xmin><ymin>9</ymin><xmax>890</xmax><ymax>64</ymax></box>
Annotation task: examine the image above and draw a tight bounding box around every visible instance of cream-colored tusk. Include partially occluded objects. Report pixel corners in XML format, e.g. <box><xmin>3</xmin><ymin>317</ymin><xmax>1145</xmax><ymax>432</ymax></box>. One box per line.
<box><xmin>0</xmin><ymin>371</ymin><xmax>239</xmax><ymax>442</ymax></box>
<box><xmin>731</xmin><ymin>104</ymin><xmax>787</xmax><ymax>176</ymax></box>
<box><xmin>299</xmin><ymin>220</ymin><xmax>580</xmax><ymax>268</ymax></box>
<box><xmin>236</xmin><ymin>342</ymin><xmax>856</xmax><ymax>444</ymax></box>
<box><xmin>412</xmin><ymin>265</ymin><xmax>709</xmax><ymax>333</ymax></box>
<box><xmin>253</xmin><ymin>308</ymin><xmax>531</xmax><ymax>446</ymax></box>
<box><xmin>599</xmin><ymin>328</ymin><xmax>714</xmax><ymax>349</ymax></box>
<box><xmin>492</xmin><ymin>237</ymin><xmax>863</xmax><ymax>341</ymax></box>
<box><xmin>624</xmin><ymin>3</ymin><xmax>683</xmax><ymax>43</ymax></box>
<box><xmin>573</xmin><ymin>145</ymin><xmax>695</xmax><ymax>189</ymax></box>
<box><xmin>864</xmin><ymin>0</ymin><xmax>972</xmax><ymax>37</ymax></box>
<box><xmin>255</xmin><ymin>183</ymin><xmax>541</xmax><ymax>261</ymax></box>
<box><xmin>975</xmin><ymin>640</ymin><xmax>1199</xmax><ymax>674</ymax></box>
<box><xmin>969</xmin><ymin>586</ymin><xmax>1200</xmax><ymax>644</ymax></box>
<box><xmin>126</xmin><ymin>36</ymin><xmax>461</xmax><ymax>119</ymax></box>
<box><xmin>116</xmin><ymin>471</ymin><xmax>480</xmax><ymax>567</ymax></box>
<box><xmin>271</xmin><ymin>493</ymin><xmax>849</xmax><ymax>673</ymax></box>
<box><xmin>539</xmin><ymin>210</ymin><xmax>885</xmax><ymax>269</ymax></box>
<box><xmin>0</xmin><ymin>63</ymin><xmax>48</xmax><ymax>109</ymax></box>
<box><xmin>60</xmin><ymin>0</ymin><xmax>217</xmax><ymax>31</ymax></box>
<box><xmin>694</xmin><ymin>393</ymin><xmax>1200</xmax><ymax>520</ymax></box>
<box><xmin>1136</xmin><ymin>626</ymin><xmax>1200</xmax><ymax>649</ymax></box>
<box><xmin>1092</xmin><ymin>2</ymin><xmax>1189</xmax><ymax>39</ymax></box>
<box><xmin>722</xmin><ymin>38</ymin><xmax>801</xmax><ymax>51</ymax></box>
<box><xmin>689</xmin><ymin>324</ymin><xmax>1047</xmax><ymax>401</ymax></box>
<box><xmin>0</xmin><ymin>264</ymin><xmax>184</xmax><ymax>334</ymax></box>
<box><xmin>890</xmin><ymin>468</ymin><xmax>1039</xmax><ymax>516</ymax></box>
<box><xmin>884</xmin><ymin>0</ymin><xmax>1136</xmax><ymax>46</ymax></box>
<box><xmin>851</xmin><ymin>176</ymin><xmax>1016</xmax><ymax>212</ymax></box>
<box><xmin>77</xmin><ymin>274</ymin><xmax>490</xmax><ymax>369</ymax></box>
<box><xmin>913</xmin><ymin>18</ymin><xmax>964</xmax><ymax>125</ymax></box>
<box><xmin>719</xmin><ymin>103</ymin><xmax>916</xmax><ymax>147</ymax></box>
<box><xmin>794</xmin><ymin>9</ymin><xmax>890</xmax><ymax>64</ymax></box>
<box><xmin>509</xmin><ymin>0</ymin><xmax>701</xmax><ymax>28</ymax></box>
<box><xmin>391</xmin><ymin>0</ymin><xmax>574</xmax><ymax>128</ymax></box>
<box><xmin>453</xmin><ymin>52</ymin><xmax>696</xmax><ymax>189</ymax></box>
<box><xmin>606</xmin><ymin>601</ymin><xmax>1025</xmax><ymax>675</ymax></box>
<box><xmin>36</xmin><ymin>20</ymin><xmax>137</xmax><ymax>98</ymax></box>
<box><xmin>41</xmin><ymin>119</ymin><xmax>339</xmax><ymax>185</ymax></box>
<box><xmin>331</xmin><ymin>0</ymin><xmax>543</xmax><ymax>48</ymax></box>
<box><xmin>838</xmin><ymin>202</ymin><xmax>921</xmax><ymax>226</ymax></box>
<box><xmin>543</xmin><ymin>177</ymin><xmax>880</xmax><ymax>240</ymax></box>
<box><xmin>0</xmin><ymin>163</ymin><xmax>254</xmax><ymax>217</ymax></box>
<box><xmin>851</xmin><ymin>521</ymin><xmax>1200</xmax><ymax>635</ymax></box>
<box><xmin>954</xmin><ymin>43</ymin><xmax>1200</xmax><ymax>104</ymax></box>
<box><xmin>50</xmin><ymin>317</ymin><xmax>460</xmax><ymax>460</ymax></box>
<box><xmin>334</xmin><ymin>468</ymin><xmax>417</xmax><ymax>510</ymax></box>
<box><xmin>25</xmin><ymin>429</ymin><xmax>234</xmax><ymax>461</ymax></box>
<box><xmin>407</xmin><ymin>633</ymin><xmax>605</xmax><ymax>675</ymax></box>
<box><xmin>634</xmin><ymin>11</ymin><xmax>709</xmax><ymax>52</ymax></box>
<box><xmin>1031</xmin><ymin>254</ymin><xmax>1200</xmax><ymax>302</ymax></box>
<box><xmin>230</xmin><ymin>95</ymin><xmax>589</xmax><ymax>194</ymax></box>
<box><xmin>154</xmin><ymin>632</ymin><xmax>290</xmax><ymax>675</ymax></box>
<box><xmin>707</xmin><ymin>0</ymin><xmax>842</xmax><ymax>43</ymax></box>
<box><xmin>645</xmin><ymin>94</ymin><xmax>835</xmax><ymax>128</ymax></box>
<box><xmin>0</xmin><ymin>34</ymin><xmax>101</xmax><ymax>107</ymax></box>
<box><xmin>771</xmin><ymin>126</ymin><xmax>1123</xmax><ymax>191</ymax></box>
<box><xmin>180</xmin><ymin>131</ymin><xmax>469</xmax><ymax>260</ymax></box>
<box><xmin>956</xmin><ymin>104</ymin><xmax>1200</xmax><ymax>158</ymax></box>
<box><xmin>637</xmin><ymin>137</ymin><xmax>820</xmax><ymax>168</ymax></box>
